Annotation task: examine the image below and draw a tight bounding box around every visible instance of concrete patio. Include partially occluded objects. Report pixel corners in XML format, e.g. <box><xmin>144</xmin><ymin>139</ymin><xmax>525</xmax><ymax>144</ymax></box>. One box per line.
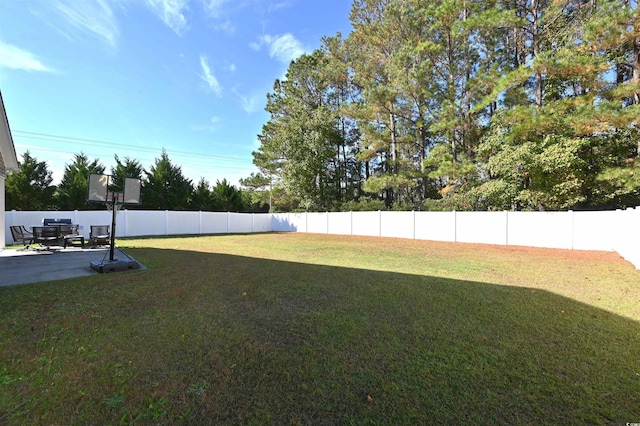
<box><xmin>0</xmin><ymin>246</ymin><xmax>145</xmax><ymax>287</ymax></box>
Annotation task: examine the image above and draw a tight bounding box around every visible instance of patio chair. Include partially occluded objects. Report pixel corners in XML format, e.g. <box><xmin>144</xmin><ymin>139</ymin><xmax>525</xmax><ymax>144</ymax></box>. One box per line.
<box><xmin>10</xmin><ymin>225</ymin><xmax>34</xmax><ymax>249</ymax></box>
<box><xmin>32</xmin><ymin>225</ymin><xmax>63</xmax><ymax>249</ymax></box>
<box><xmin>59</xmin><ymin>224</ymin><xmax>85</xmax><ymax>248</ymax></box>
<box><xmin>89</xmin><ymin>225</ymin><xmax>111</xmax><ymax>247</ymax></box>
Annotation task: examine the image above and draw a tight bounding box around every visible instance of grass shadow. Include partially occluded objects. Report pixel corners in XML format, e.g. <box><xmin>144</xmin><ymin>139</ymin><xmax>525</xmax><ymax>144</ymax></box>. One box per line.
<box><xmin>1</xmin><ymin>246</ymin><xmax>639</xmax><ymax>424</ymax></box>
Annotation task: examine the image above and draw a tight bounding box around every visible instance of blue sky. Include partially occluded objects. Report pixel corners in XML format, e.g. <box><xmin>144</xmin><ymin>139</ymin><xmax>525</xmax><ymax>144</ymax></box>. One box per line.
<box><xmin>0</xmin><ymin>0</ymin><xmax>353</xmax><ymax>186</ymax></box>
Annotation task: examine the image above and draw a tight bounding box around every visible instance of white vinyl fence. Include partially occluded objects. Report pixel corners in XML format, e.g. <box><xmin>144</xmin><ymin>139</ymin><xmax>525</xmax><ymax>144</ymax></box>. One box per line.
<box><xmin>271</xmin><ymin>209</ymin><xmax>640</xmax><ymax>269</ymax></box>
<box><xmin>5</xmin><ymin>208</ymin><xmax>639</xmax><ymax>269</ymax></box>
<box><xmin>4</xmin><ymin>210</ymin><xmax>271</xmax><ymax>242</ymax></box>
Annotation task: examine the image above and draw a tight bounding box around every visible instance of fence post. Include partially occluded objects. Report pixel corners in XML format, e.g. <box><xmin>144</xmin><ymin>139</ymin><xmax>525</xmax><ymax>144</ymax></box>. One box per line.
<box><xmin>413</xmin><ymin>210</ymin><xmax>416</xmax><ymax>240</ymax></box>
<box><xmin>379</xmin><ymin>210</ymin><xmax>382</xmax><ymax>237</ymax></box>
<box><xmin>453</xmin><ymin>210</ymin><xmax>457</xmax><ymax>243</ymax></box>
<box><xmin>252</xmin><ymin>213</ymin><xmax>255</xmax><ymax>233</ymax></box>
<box><xmin>165</xmin><ymin>210</ymin><xmax>169</xmax><ymax>235</ymax></box>
<box><xmin>504</xmin><ymin>210</ymin><xmax>508</xmax><ymax>246</ymax></box>
<box><xmin>326</xmin><ymin>211</ymin><xmax>330</xmax><ymax>234</ymax></box>
<box><xmin>227</xmin><ymin>211</ymin><xmax>230</xmax><ymax>234</ymax></box>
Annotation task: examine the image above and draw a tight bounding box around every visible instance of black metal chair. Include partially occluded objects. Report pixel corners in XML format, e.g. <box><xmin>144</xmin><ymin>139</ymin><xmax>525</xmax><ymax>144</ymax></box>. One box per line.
<box><xmin>10</xmin><ymin>226</ymin><xmax>34</xmax><ymax>249</ymax></box>
<box><xmin>59</xmin><ymin>224</ymin><xmax>85</xmax><ymax>248</ymax></box>
<box><xmin>32</xmin><ymin>226</ymin><xmax>63</xmax><ymax>249</ymax></box>
<box><xmin>89</xmin><ymin>225</ymin><xmax>111</xmax><ymax>247</ymax></box>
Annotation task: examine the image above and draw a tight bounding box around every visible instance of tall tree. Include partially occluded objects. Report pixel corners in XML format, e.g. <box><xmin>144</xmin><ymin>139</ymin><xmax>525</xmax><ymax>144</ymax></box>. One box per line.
<box><xmin>142</xmin><ymin>149</ymin><xmax>193</xmax><ymax>210</ymax></box>
<box><xmin>347</xmin><ymin>0</ymin><xmax>407</xmax><ymax>205</ymax></box>
<box><xmin>475</xmin><ymin>0</ymin><xmax>640</xmax><ymax>210</ymax></box>
<box><xmin>246</xmin><ymin>0</ymin><xmax>640</xmax><ymax>211</ymax></box>
<box><xmin>5</xmin><ymin>151</ymin><xmax>56</xmax><ymax>210</ymax></box>
<box><xmin>56</xmin><ymin>153</ymin><xmax>105</xmax><ymax>210</ymax></box>
<box><xmin>254</xmin><ymin>50</ymin><xmax>345</xmax><ymax>211</ymax></box>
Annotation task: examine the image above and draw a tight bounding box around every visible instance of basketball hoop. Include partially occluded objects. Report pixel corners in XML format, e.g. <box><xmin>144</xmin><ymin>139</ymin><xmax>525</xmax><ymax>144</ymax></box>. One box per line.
<box><xmin>87</xmin><ymin>173</ymin><xmax>142</xmax><ymax>266</ymax></box>
<box><xmin>105</xmin><ymin>191</ymin><xmax>124</xmax><ymax>213</ymax></box>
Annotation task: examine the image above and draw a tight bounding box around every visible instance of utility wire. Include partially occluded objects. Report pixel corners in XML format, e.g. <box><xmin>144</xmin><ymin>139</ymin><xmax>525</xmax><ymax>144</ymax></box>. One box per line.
<box><xmin>15</xmin><ymin>143</ymin><xmax>255</xmax><ymax>172</ymax></box>
<box><xmin>13</xmin><ymin>130</ymin><xmax>252</xmax><ymax>164</ymax></box>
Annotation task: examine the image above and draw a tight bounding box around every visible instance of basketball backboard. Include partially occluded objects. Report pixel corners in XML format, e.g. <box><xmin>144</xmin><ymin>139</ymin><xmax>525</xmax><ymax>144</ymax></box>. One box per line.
<box><xmin>123</xmin><ymin>177</ymin><xmax>142</xmax><ymax>205</ymax></box>
<box><xmin>87</xmin><ymin>174</ymin><xmax>109</xmax><ymax>203</ymax></box>
<box><xmin>87</xmin><ymin>173</ymin><xmax>141</xmax><ymax>205</ymax></box>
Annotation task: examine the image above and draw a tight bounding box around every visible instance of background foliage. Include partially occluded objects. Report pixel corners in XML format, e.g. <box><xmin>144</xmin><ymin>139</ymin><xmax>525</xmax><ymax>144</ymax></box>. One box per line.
<box><xmin>5</xmin><ymin>150</ymin><xmax>264</xmax><ymax>213</ymax></box>
<box><xmin>251</xmin><ymin>0</ymin><xmax>640</xmax><ymax>212</ymax></box>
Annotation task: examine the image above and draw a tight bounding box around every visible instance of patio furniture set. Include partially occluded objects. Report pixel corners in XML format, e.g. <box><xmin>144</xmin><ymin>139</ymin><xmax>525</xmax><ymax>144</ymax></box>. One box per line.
<box><xmin>10</xmin><ymin>220</ymin><xmax>111</xmax><ymax>251</ymax></box>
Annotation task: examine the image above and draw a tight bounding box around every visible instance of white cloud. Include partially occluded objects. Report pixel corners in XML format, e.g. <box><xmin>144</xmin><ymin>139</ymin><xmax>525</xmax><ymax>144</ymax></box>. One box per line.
<box><xmin>0</xmin><ymin>42</ymin><xmax>55</xmax><ymax>72</ymax></box>
<box><xmin>143</xmin><ymin>0</ymin><xmax>189</xmax><ymax>35</ymax></box>
<box><xmin>225</xmin><ymin>63</ymin><xmax>236</xmax><ymax>73</ymax></box>
<box><xmin>200</xmin><ymin>0</ymin><xmax>232</xmax><ymax>19</ymax></box>
<box><xmin>199</xmin><ymin>55</ymin><xmax>222</xmax><ymax>96</ymax></box>
<box><xmin>267</xmin><ymin>0</ymin><xmax>295</xmax><ymax>14</ymax></box>
<box><xmin>207</xmin><ymin>116</ymin><xmax>223</xmax><ymax>132</ymax></box>
<box><xmin>44</xmin><ymin>0</ymin><xmax>120</xmax><ymax>47</ymax></box>
<box><xmin>233</xmin><ymin>88</ymin><xmax>262</xmax><ymax>113</ymax></box>
<box><xmin>251</xmin><ymin>33</ymin><xmax>305</xmax><ymax>64</ymax></box>
<box><xmin>249</xmin><ymin>41</ymin><xmax>261</xmax><ymax>51</ymax></box>
<box><xmin>214</xmin><ymin>19</ymin><xmax>236</xmax><ymax>35</ymax></box>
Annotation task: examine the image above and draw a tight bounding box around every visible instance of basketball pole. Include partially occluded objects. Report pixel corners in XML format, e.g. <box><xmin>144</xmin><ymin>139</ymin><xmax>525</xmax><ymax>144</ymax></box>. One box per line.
<box><xmin>109</xmin><ymin>191</ymin><xmax>117</xmax><ymax>261</ymax></box>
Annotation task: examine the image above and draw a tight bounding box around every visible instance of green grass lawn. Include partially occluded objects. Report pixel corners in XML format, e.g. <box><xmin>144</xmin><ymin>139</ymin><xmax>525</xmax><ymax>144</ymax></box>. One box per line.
<box><xmin>1</xmin><ymin>233</ymin><xmax>639</xmax><ymax>424</ymax></box>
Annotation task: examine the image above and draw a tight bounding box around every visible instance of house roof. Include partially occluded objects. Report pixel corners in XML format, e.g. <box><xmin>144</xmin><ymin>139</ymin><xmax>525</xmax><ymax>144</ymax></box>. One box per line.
<box><xmin>0</xmin><ymin>90</ymin><xmax>19</xmax><ymax>177</ymax></box>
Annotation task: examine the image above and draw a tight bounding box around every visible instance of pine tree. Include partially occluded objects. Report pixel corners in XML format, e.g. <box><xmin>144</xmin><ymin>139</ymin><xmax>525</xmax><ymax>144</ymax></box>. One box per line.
<box><xmin>5</xmin><ymin>151</ymin><xmax>56</xmax><ymax>210</ymax></box>
<box><xmin>142</xmin><ymin>150</ymin><xmax>193</xmax><ymax>210</ymax></box>
<box><xmin>56</xmin><ymin>153</ymin><xmax>105</xmax><ymax>210</ymax></box>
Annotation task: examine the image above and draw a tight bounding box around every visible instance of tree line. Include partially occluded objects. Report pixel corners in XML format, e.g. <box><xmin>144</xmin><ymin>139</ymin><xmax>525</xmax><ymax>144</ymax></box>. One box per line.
<box><xmin>6</xmin><ymin>150</ymin><xmax>267</xmax><ymax>212</ymax></box>
<box><xmin>248</xmin><ymin>0</ymin><xmax>640</xmax><ymax>212</ymax></box>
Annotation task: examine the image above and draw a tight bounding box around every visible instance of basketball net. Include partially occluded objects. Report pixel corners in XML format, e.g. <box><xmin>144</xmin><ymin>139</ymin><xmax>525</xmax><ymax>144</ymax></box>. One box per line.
<box><xmin>106</xmin><ymin>191</ymin><xmax>124</xmax><ymax>213</ymax></box>
<box><xmin>106</xmin><ymin>202</ymin><xmax>122</xmax><ymax>213</ymax></box>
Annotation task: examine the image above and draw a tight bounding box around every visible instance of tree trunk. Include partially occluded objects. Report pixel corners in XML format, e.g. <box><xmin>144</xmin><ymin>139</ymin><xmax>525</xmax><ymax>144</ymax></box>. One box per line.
<box><xmin>389</xmin><ymin>110</ymin><xmax>398</xmax><ymax>174</ymax></box>
<box><xmin>532</xmin><ymin>0</ymin><xmax>543</xmax><ymax>107</ymax></box>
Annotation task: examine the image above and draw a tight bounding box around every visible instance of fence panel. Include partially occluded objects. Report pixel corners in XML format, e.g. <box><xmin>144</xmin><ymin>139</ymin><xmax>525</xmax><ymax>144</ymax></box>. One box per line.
<box><xmin>199</xmin><ymin>212</ymin><xmax>229</xmax><ymax>234</ymax></box>
<box><xmin>290</xmin><ymin>213</ymin><xmax>308</xmax><ymax>233</ymax></box>
<box><xmin>414</xmin><ymin>211</ymin><xmax>455</xmax><ymax>242</ymax></box>
<box><xmin>614</xmin><ymin>208</ymin><xmax>640</xmax><ymax>267</ymax></box>
<box><xmin>229</xmin><ymin>213</ymin><xmax>253</xmax><ymax>233</ymax></box>
<box><xmin>307</xmin><ymin>212</ymin><xmax>328</xmax><ymax>234</ymax></box>
<box><xmin>351</xmin><ymin>211</ymin><xmax>381</xmax><ymax>237</ymax></box>
<box><xmin>572</xmin><ymin>211</ymin><xmax>617</xmax><ymax>251</ymax></box>
<box><xmin>507</xmin><ymin>211</ymin><xmax>573</xmax><ymax>249</ymax></box>
<box><xmin>272</xmin><ymin>213</ymin><xmax>296</xmax><ymax>232</ymax></box>
<box><xmin>252</xmin><ymin>213</ymin><xmax>272</xmax><ymax>233</ymax></box>
<box><xmin>328</xmin><ymin>212</ymin><xmax>352</xmax><ymax>235</ymax></box>
<box><xmin>381</xmin><ymin>211</ymin><xmax>414</xmax><ymax>239</ymax></box>
<box><xmin>167</xmin><ymin>211</ymin><xmax>200</xmax><ymax>235</ymax></box>
<box><xmin>122</xmin><ymin>210</ymin><xmax>165</xmax><ymax>237</ymax></box>
<box><xmin>456</xmin><ymin>211</ymin><xmax>508</xmax><ymax>245</ymax></box>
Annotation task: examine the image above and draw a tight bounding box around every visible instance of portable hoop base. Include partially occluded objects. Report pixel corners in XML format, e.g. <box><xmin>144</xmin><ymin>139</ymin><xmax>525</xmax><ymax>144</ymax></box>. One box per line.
<box><xmin>90</xmin><ymin>258</ymin><xmax>140</xmax><ymax>273</ymax></box>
